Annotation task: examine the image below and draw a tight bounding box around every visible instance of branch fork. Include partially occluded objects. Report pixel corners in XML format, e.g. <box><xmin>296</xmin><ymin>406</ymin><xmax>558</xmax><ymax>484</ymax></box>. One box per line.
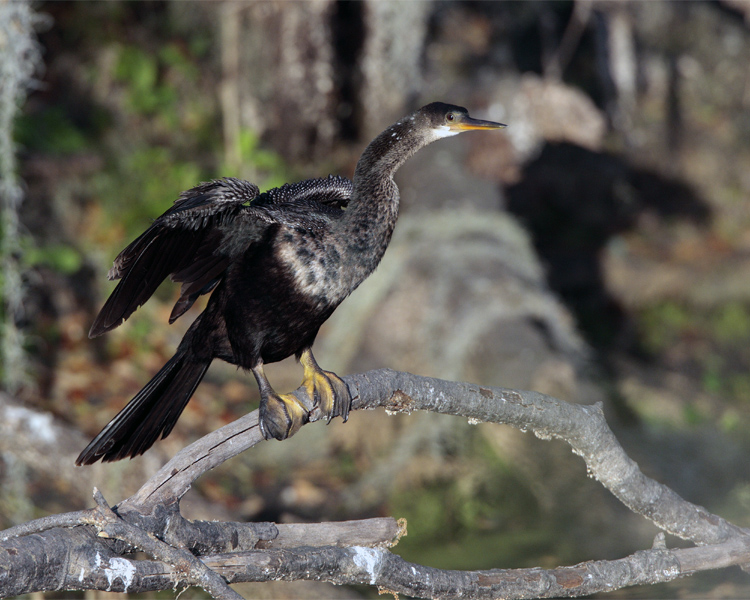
<box><xmin>1</xmin><ymin>369</ymin><xmax>748</xmax><ymax>598</ymax></box>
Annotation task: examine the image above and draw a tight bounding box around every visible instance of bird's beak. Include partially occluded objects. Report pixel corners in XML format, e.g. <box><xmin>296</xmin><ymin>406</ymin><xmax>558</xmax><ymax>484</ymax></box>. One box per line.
<box><xmin>454</xmin><ymin>114</ymin><xmax>506</xmax><ymax>131</ymax></box>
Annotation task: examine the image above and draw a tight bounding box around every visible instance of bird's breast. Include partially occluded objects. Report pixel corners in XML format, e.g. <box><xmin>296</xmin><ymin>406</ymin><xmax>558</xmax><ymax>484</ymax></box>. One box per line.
<box><xmin>274</xmin><ymin>229</ymin><xmax>353</xmax><ymax>307</ymax></box>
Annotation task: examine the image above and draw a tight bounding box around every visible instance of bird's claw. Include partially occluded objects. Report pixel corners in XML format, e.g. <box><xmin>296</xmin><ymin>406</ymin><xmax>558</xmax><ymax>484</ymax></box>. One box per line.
<box><xmin>304</xmin><ymin>368</ymin><xmax>351</xmax><ymax>424</ymax></box>
<box><xmin>255</xmin><ymin>350</ymin><xmax>351</xmax><ymax>441</ymax></box>
<box><xmin>259</xmin><ymin>392</ymin><xmax>309</xmax><ymax>441</ymax></box>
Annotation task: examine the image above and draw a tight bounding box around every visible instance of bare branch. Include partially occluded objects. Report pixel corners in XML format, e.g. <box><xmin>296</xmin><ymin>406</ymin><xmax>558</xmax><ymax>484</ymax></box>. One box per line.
<box><xmin>83</xmin><ymin>489</ymin><xmax>243</xmax><ymax>600</ymax></box>
<box><xmin>256</xmin><ymin>518</ymin><xmax>405</xmax><ymax>550</ymax></box>
<box><xmin>16</xmin><ymin>536</ymin><xmax>750</xmax><ymax>598</ymax></box>
<box><xmin>121</xmin><ymin>412</ymin><xmax>264</xmax><ymax>512</ymax></box>
<box><xmin>1</xmin><ymin>369</ymin><xmax>748</xmax><ymax>599</ymax></box>
<box><xmin>0</xmin><ymin>517</ymin><xmax>406</xmax><ymax>596</ymax></box>
<box><xmin>202</xmin><ymin>536</ymin><xmax>750</xmax><ymax>598</ymax></box>
<box><xmin>0</xmin><ymin>510</ymin><xmax>93</xmax><ymax>542</ymax></box>
<box><xmin>122</xmin><ymin>369</ymin><xmax>747</xmax><ymax>547</ymax></box>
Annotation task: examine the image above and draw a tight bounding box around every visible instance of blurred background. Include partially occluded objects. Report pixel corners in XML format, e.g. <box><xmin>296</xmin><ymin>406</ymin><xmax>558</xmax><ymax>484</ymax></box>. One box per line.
<box><xmin>2</xmin><ymin>1</ymin><xmax>750</xmax><ymax>597</ymax></box>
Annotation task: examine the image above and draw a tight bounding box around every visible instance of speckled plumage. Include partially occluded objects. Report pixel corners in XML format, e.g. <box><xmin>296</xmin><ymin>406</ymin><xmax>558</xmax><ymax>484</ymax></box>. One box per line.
<box><xmin>77</xmin><ymin>102</ymin><xmax>504</xmax><ymax>464</ymax></box>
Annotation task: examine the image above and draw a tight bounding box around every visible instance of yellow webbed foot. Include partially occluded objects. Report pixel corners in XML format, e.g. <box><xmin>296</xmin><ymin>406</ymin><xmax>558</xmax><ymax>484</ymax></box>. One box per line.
<box><xmin>251</xmin><ymin>351</ymin><xmax>351</xmax><ymax>441</ymax></box>
<box><xmin>253</xmin><ymin>364</ymin><xmax>309</xmax><ymax>440</ymax></box>
<box><xmin>300</xmin><ymin>349</ymin><xmax>351</xmax><ymax>424</ymax></box>
<box><xmin>259</xmin><ymin>390</ymin><xmax>309</xmax><ymax>440</ymax></box>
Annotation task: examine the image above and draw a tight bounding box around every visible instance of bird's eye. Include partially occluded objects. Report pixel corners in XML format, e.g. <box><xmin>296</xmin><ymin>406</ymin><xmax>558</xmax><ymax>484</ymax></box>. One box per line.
<box><xmin>446</xmin><ymin>113</ymin><xmax>455</xmax><ymax>122</ymax></box>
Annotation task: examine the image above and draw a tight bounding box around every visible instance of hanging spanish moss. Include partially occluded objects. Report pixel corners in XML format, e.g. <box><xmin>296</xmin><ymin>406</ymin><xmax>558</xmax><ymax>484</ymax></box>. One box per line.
<box><xmin>0</xmin><ymin>1</ymin><xmax>45</xmax><ymax>392</ymax></box>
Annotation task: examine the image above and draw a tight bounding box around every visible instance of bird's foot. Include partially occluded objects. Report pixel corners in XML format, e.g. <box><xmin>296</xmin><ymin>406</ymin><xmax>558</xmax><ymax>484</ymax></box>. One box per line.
<box><xmin>258</xmin><ymin>391</ymin><xmax>309</xmax><ymax>441</ymax></box>
<box><xmin>252</xmin><ymin>351</ymin><xmax>350</xmax><ymax>441</ymax></box>
<box><xmin>300</xmin><ymin>350</ymin><xmax>351</xmax><ymax>424</ymax></box>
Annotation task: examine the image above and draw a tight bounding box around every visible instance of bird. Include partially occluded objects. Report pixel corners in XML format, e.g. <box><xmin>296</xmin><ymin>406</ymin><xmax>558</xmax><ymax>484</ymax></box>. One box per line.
<box><xmin>76</xmin><ymin>102</ymin><xmax>505</xmax><ymax>465</ymax></box>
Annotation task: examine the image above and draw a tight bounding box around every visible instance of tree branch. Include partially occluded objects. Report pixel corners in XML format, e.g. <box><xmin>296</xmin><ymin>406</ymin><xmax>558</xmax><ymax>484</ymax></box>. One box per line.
<box><xmin>123</xmin><ymin>369</ymin><xmax>748</xmax><ymax>547</ymax></box>
<box><xmin>184</xmin><ymin>536</ymin><xmax>750</xmax><ymax>598</ymax></box>
<box><xmin>1</xmin><ymin>369</ymin><xmax>747</xmax><ymax>598</ymax></box>
<box><xmin>9</xmin><ymin>535</ymin><xmax>748</xmax><ymax>598</ymax></box>
<box><xmin>83</xmin><ymin>489</ymin><xmax>244</xmax><ymax>600</ymax></box>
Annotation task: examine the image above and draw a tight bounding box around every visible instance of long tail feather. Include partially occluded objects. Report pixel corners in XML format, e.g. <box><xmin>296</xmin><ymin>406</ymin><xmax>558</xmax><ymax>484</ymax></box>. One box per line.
<box><xmin>76</xmin><ymin>351</ymin><xmax>211</xmax><ymax>465</ymax></box>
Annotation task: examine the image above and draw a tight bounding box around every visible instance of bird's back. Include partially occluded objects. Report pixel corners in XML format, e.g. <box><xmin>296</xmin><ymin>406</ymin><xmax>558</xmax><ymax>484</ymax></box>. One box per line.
<box><xmin>254</xmin><ymin>174</ymin><xmax>352</xmax><ymax>210</ymax></box>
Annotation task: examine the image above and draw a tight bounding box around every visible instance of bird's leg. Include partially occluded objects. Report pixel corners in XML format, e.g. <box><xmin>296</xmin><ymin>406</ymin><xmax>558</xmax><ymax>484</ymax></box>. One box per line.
<box><xmin>251</xmin><ymin>352</ymin><xmax>351</xmax><ymax>441</ymax></box>
<box><xmin>252</xmin><ymin>363</ymin><xmax>309</xmax><ymax>441</ymax></box>
<box><xmin>299</xmin><ymin>348</ymin><xmax>351</xmax><ymax>424</ymax></box>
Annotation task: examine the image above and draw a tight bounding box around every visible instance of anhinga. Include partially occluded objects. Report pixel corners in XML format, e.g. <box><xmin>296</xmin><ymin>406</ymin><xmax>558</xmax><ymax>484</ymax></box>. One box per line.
<box><xmin>76</xmin><ymin>102</ymin><xmax>505</xmax><ymax>465</ymax></box>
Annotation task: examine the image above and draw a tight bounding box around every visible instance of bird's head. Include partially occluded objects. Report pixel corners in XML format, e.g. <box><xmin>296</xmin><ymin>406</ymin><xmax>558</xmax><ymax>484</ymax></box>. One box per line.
<box><xmin>356</xmin><ymin>101</ymin><xmax>506</xmax><ymax>178</ymax></box>
<box><xmin>419</xmin><ymin>102</ymin><xmax>506</xmax><ymax>140</ymax></box>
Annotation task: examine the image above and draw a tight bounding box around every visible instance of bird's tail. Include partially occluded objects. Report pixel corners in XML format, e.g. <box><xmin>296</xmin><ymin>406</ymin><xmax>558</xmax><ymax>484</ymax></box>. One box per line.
<box><xmin>76</xmin><ymin>350</ymin><xmax>211</xmax><ymax>465</ymax></box>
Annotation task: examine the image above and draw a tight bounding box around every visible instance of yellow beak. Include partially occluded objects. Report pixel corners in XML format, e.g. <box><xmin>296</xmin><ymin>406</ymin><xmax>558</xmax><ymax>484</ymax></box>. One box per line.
<box><xmin>454</xmin><ymin>114</ymin><xmax>506</xmax><ymax>131</ymax></box>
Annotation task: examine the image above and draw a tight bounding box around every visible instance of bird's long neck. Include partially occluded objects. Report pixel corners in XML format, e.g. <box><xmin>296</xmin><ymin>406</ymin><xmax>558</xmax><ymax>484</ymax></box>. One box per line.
<box><xmin>353</xmin><ymin>116</ymin><xmax>430</xmax><ymax>187</ymax></box>
<box><xmin>336</xmin><ymin>115</ymin><xmax>431</xmax><ymax>276</ymax></box>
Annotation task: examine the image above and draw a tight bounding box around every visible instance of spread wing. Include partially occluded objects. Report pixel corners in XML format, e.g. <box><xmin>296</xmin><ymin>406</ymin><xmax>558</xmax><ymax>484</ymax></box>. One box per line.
<box><xmin>89</xmin><ymin>175</ymin><xmax>353</xmax><ymax>338</ymax></box>
<box><xmin>89</xmin><ymin>177</ymin><xmax>263</xmax><ymax>337</ymax></box>
<box><xmin>254</xmin><ymin>174</ymin><xmax>352</xmax><ymax>210</ymax></box>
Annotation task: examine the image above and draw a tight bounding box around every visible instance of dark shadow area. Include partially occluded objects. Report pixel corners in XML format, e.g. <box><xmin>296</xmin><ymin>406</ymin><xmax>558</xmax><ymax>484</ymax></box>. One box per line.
<box><xmin>506</xmin><ymin>142</ymin><xmax>711</xmax><ymax>353</ymax></box>
<box><xmin>331</xmin><ymin>0</ymin><xmax>365</xmax><ymax>142</ymax></box>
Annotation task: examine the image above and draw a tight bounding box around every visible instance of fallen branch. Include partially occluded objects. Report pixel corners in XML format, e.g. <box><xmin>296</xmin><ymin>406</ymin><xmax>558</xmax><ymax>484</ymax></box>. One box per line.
<box><xmin>1</xmin><ymin>369</ymin><xmax>747</xmax><ymax>598</ymax></box>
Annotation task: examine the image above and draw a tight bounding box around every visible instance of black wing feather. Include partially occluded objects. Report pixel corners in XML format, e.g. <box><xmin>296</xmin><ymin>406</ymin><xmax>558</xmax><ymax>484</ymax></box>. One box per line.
<box><xmin>90</xmin><ymin>175</ymin><xmax>353</xmax><ymax>338</ymax></box>
<box><xmin>89</xmin><ymin>178</ymin><xmax>260</xmax><ymax>338</ymax></box>
<box><xmin>91</xmin><ymin>231</ymin><xmax>200</xmax><ymax>335</ymax></box>
<box><xmin>254</xmin><ymin>174</ymin><xmax>352</xmax><ymax>209</ymax></box>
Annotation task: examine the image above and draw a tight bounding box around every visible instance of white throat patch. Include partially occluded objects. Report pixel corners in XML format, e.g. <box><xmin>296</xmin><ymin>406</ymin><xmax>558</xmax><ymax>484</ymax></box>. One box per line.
<box><xmin>433</xmin><ymin>125</ymin><xmax>460</xmax><ymax>139</ymax></box>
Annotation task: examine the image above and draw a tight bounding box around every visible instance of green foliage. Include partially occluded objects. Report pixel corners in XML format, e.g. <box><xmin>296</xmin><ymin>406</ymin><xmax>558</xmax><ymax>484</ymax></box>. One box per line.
<box><xmin>390</xmin><ymin>472</ymin><xmax>554</xmax><ymax>570</ymax></box>
<box><xmin>682</xmin><ymin>402</ymin><xmax>704</xmax><ymax>426</ymax></box>
<box><xmin>728</xmin><ymin>373</ymin><xmax>750</xmax><ymax>402</ymax></box>
<box><xmin>388</xmin><ymin>435</ymin><xmax>552</xmax><ymax>570</ymax></box>
<box><xmin>114</xmin><ymin>45</ymin><xmax>178</xmax><ymax>118</ymax></box>
<box><xmin>636</xmin><ymin>300</ymin><xmax>750</xmax><ymax>405</ymax></box>
<box><xmin>238</xmin><ymin>129</ymin><xmax>282</xmax><ymax>174</ymax></box>
<box><xmin>711</xmin><ymin>302</ymin><xmax>750</xmax><ymax>343</ymax></box>
<box><xmin>91</xmin><ymin>43</ymin><xmax>290</xmax><ymax>247</ymax></box>
<box><xmin>14</xmin><ymin>107</ymin><xmax>89</xmax><ymax>155</ymax></box>
<box><xmin>637</xmin><ymin>301</ymin><xmax>693</xmax><ymax>354</ymax></box>
<box><xmin>702</xmin><ymin>357</ymin><xmax>724</xmax><ymax>395</ymax></box>
<box><xmin>122</xmin><ymin>146</ymin><xmax>202</xmax><ymax>203</ymax></box>
<box><xmin>639</xmin><ymin>301</ymin><xmax>750</xmax><ymax>354</ymax></box>
<box><xmin>22</xmin><ymin>241</ymin><xmax>82</xmax><ymax>274</ymax></box>
<box><xmin>721</xmin><ymin>409</ymin><xmax>741</xmax><ymax>432</ymax></box>
<box><xmin>123</xmin><ymin>311</ymin><xmax>161</xmax><ymax>349</ymax></box>
<box><xmin>224</xmin><ymin>128</ymin><xmax>290</xmax><ymax>191</ymax></box>
<box><xmin>186</xmin><ymin>32</ymin><xmax>212</xmax><ymax>60</ymax></box>
<box><xmin>93</xmin><ymin>145</ymin><xmax>204</xmax><ymax>241</ymax></box>
<box><xmin>159</xmin><ymin>43</ymin><xmax>200</xmax><ymax>80</ymax></box>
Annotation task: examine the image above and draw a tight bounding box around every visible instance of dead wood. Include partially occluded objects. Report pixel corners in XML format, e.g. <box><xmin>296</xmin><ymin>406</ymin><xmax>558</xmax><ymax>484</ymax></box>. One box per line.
<box><xmin>1</xmin><ymin>369</ymin><xmax>747</xmax><ymax>598</ymax></box>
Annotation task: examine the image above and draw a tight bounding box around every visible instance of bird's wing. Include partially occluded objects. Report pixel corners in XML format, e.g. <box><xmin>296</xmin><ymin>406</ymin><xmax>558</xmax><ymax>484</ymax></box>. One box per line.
<box><xmin>166</xmin><ymin>177</ymin><xmax>352</xmax><ymax>319</ymax></box>
<box><xmin>90</xmin><ymin>175</ymin><xmax>353</xmax><ymax>337</ymax></box>
<box><xmin>254</xmin><ymin>175</ymin><xmax>353</xmax><ymax>210</ymax></box>
<box><xmin>90</xmin><ymin>178</ymin><xmax>264</xmax><ymax>337</ymax></box>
